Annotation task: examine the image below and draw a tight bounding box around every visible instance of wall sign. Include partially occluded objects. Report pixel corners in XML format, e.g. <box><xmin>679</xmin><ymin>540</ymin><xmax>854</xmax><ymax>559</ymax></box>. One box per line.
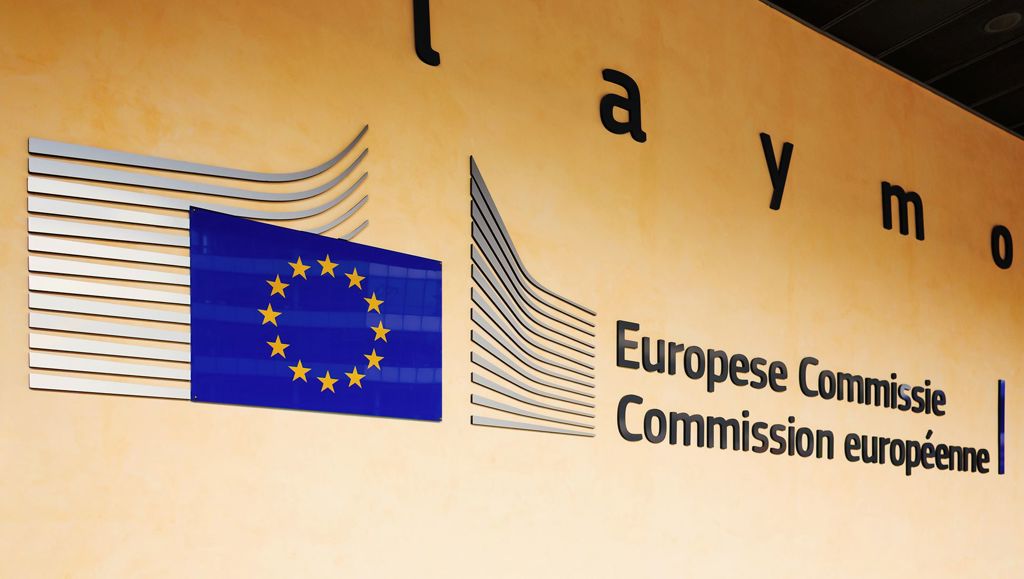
<box><xmin>21</xmin><ymin>1</ymin><xmax>1010</xmax><ymax>480</ymax></box>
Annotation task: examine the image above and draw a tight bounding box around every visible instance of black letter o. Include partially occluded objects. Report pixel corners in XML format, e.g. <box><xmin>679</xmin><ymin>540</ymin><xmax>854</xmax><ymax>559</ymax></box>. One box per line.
<box><xmin>992</xmin><ymin>225</ymin><xmax>1013</xmax><ymax>270</ymax></box>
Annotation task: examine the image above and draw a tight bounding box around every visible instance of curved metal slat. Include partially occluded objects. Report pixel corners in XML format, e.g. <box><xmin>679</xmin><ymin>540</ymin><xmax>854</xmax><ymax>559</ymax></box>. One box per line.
<box><xmin>29</xmin><ymin>125</ymin><xmax>367</xmax><ymax>183</ymax></box>
<box><xmin>340</xmin><ymin>219</ymin><xmax>369</xmax><ymax>240</ymax></box>
<box><xmin>29</xmin><ymin>373</ymin><xmax>189</xmax><ymax>400</ymax></box>
<box><xmin>29</xmin><ymin>312</ymin><xmax>190</xmax><ymax>343</ymax></box>
<box><xmin>472</xmin><ymin>248</ymin><xmax>594</xmax><ymax>355</ymax></box>
<box><xmin>30</xmin><ymin>352</ymin><xmax>189</xmax><ymax>381</ymax></box>
<box><xmin>308</xmin><ymin>194</ymin><xmax>369</xmax><ymax>234</ymax></box>
<box><xmin>29</xmin><ymin>163</ymin><xmax>367</xmax><ymax>222</ymax></box>
<box><xmin>29</xmin><ymin>152</ymin><xmax>360</xmax><ymax>203</ymax></box>
<box><xmin>29</xmin><ymin>196</ymin><xmax>189</xmax><ymax>229</ymax></box>
<box><xmin>471</xmin><ymin>372</ymin><xmax>594</xmax><ymax>419</ymax></box>
<box><xmin>470</xmin><ymin>415</ymin><xmax>594</xmax><ymax>437</ymax></box>
<box><xmin>471</xmin><ymin>198</ymin><xmax>596</xmax><ymax>335</ymax></box>
<box><xmin>472</xmin><ymin>308</ymin><xmax>593</xmax><ymax>388</ymax></box>
<box><xmin>471</xmin><ymin>352</ymin><xmax>594</xmax><ymax>409</ymax></box>
<box><xmin>470</xmin><ymin>157</ymin><xmax>596</xmax><ymax>317</ymax></box>
<box><xmin>470</xmin><ymin>334</ymin><xmax>594</xmax><ymax>400</ymax></box>
<box><xmin>471</xmin><ymin>393</ymin><xmax>593</xmax><ymax>430</ymax></box>
<box><xmin>29</xmin><ymin>275</ymin><xmax>189</xmax><ymax>305</ymax></box>
<box><xmin>30</xmin><ymin>180</ymin><xmax>367</xmax><ymax>244</ymax></box>
<box><xmin>472</xmin><ymin>285</ymin><xmax>594</xmax><ymax>371</ymax></box>
<box><xmin>29</xmin><ymin>256</ymin><xmax>190</xmax><ymax>286</ymax></box>
<box><xmin>28</xmin><ymin>235</ymin><xmax>189</xmax><ymax>267</ymax></box>
<box><xmin>472</xmin><ymin>261</ymin><xmax>592</xmax><ymax>360</ymax></box>
<box><xmin>30</xmin><ymin>293</ymin><xmax>189</xmax><ymax>324</ymax></box>
<box><xmin>30</xmin><ymin>333</ymin><xmax>190</xmax><ymax>362</ymax></box>
<box><xmin>29</xmin><ymin>217</ymin><xmax>189</xmax><ymax>247</ymax></box>
<box><xmin>472</xmin><ymin>224</ymin><xmax>595</xmax><ymax>345</ymax></box>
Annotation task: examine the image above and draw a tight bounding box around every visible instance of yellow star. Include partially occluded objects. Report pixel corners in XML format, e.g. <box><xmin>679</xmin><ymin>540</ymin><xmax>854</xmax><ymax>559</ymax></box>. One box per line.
<box><xmin>364</xmin><ymin>292</ymin><xmax>384</xmax><ymax>313</ymax></box>
<box><xmin>288</xmin><ymin>360</ymin><xmax>311</xmax><ymax>382</ymax></box>
<box><xmin>266</xmin><ymin>335</ymin><xmax>289</xmax><ymax>358</ymax></box>
<box><xmin>318</xmin><ymin>370</ymin><xmax>338</xmax><ymax>393</ymax></box>
<box><xmin>267</xmin><ymin>275</ymin><xmax>289</xmax><ymax>298</ymax></box>
<box><xmin>345</xmin><ymin>267</ymin><xmax>365</xmax><ymax>289</ymax></box>
<box><xmin>257</xmin><ymin>303</ymin><xmax>282</xmax><ymax>326</ymax></box>
<box><xmin>317</xmin><ymin>254</ymin><xmax>338</xmax><ymax>277</ymax></box>
<box><xmin>371</xmin><ymin>321</ymin><xmax>390</xmax><ymax>342</ymax></box>
<box><xmin>345</xmin><ymin>366</ymin><xmax>365</xmax><ymax>388</ymax></box>
<box><xmin>364</xmin><ymin>349</ymin><xmax>383</xmax><ymax>370</ymax></box>
<box><xmin>289</xmin><ymin>257</ymin><xmax>311</xmax><ymax>279</ymax></box>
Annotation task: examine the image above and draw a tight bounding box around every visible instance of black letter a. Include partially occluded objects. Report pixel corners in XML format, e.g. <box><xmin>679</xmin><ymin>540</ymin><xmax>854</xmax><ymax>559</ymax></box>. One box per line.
<box><xmin>600</xmin><ymin>69</ymin><xmax>646</xmax><ymax>143</ymax></box>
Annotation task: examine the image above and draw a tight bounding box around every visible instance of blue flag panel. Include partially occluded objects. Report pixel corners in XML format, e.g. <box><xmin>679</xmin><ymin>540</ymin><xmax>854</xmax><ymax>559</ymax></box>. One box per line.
<box><xmin>189</xmin><ymin>208</ymin><xmax>442</xmax><ymax>421</ymax></box>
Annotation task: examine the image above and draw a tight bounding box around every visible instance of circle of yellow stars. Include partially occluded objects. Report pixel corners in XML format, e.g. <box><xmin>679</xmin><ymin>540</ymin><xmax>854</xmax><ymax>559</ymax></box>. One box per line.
<box><xmin>258</xmin><ymin>254</ymin><xmax>390</xmax><ymax>394</ymax></box>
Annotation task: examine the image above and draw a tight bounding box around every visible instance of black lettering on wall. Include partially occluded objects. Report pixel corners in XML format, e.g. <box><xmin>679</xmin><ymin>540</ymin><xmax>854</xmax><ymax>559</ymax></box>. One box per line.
<box><xmin>881</xmin><ymin>182</ymin><xmax>925</xmax><ymax>241</ymax></box>
<box><xmin>600</xmin><ymin>69</ymin><xmax>647</xmax><ymax>143</ymax></box>
<box><xmin>413</xmin><ymin>0</ymin><xmax>440</xmax><ymax>66</ymax></box>
<box><xmin>616</xmin><ymin>320</ymin><xmax>640</xmax><ymax>369</ymax></box>
<box><xmin>759</xmin><ymin>133</ymin><xmax>794</xmax><ymax>211</ymax></box>
<box><xmin>992</xmin><ymin>225</ymin><xmax>1013</xmax><ymax>269</ymax></box>
<box><xmin>617</xmin><ymin>395</ymin><xmax>643</xmax><ymax>442</ymax></box>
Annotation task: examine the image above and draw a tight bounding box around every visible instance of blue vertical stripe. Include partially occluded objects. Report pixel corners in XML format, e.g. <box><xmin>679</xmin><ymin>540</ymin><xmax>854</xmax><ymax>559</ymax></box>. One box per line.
<box><xmin>999</xmin><ymin>379</ymin><xmax>1006</xmax><ymax>475</ymax></box>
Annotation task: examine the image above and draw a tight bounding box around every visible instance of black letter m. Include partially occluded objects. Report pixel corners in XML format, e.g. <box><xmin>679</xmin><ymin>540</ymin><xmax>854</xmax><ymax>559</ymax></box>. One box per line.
<box><xmin>881</xmin><ymin>182</ymin><xmax>925</xmax><ymax>241</ymax></box>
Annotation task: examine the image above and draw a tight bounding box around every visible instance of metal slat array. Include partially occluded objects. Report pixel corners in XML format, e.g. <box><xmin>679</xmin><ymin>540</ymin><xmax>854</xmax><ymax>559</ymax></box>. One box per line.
<box><xmin>26</xmin><ymin>126</ymin><xmax>372</xmax><ymax>399</ymax></box>
<box><xmin>468</xmin><ymin>158</ymin><xmax>597</xmax><ymax>437</ymax></box>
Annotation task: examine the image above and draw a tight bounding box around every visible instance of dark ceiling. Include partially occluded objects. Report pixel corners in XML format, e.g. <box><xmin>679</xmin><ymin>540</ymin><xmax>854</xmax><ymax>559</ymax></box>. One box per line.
<box><xmin>762</xmin><ymin>0</ymin><xmax>1024</xmax><ymax>140</ymax></box>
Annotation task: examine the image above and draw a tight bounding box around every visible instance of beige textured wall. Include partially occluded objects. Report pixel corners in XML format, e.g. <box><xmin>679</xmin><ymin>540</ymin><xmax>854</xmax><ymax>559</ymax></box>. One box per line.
<box><xmin>1</xmin><ymin>1</ymin><xmax>1021</xmax><ymax>576</ymax></box>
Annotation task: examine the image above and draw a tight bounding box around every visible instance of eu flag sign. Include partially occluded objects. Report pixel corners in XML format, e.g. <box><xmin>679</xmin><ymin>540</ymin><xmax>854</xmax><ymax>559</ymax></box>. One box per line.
<box><xmin>189</xmin><ymin>209</ymin><xmax>442</xmax><ymax>421</ymax></box>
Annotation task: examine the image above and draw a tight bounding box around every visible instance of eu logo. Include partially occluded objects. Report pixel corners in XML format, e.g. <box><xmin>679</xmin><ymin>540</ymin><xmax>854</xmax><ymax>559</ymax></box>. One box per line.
<box><xmin>189</xmin><ymin>209</ymin><xmax>442</xmax><ymax>421</ymax></box>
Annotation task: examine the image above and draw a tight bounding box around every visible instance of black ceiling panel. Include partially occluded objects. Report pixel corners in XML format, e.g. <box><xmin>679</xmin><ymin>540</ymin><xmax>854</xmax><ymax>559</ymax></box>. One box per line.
<box><xmin>765</xmin><ymin>0</ymin><xmax>869</xmax><ymax>27</ymax></box>
<box><xmin>975</xmin><ymin>85</ymin><xmax>1024</xmax><ymax>127</ymax></box>
<box><xmin>763</xmin><ymin>0</ymin><xmax>1024</xmax><ymax>140</ymax></box>
<box><xmin>827</xmin><ymin>0</ymin><xmax>978</xmax><ymax>57</ymax></box>
<box><xmin>882</xmin><ymin>0</ymin><xmax>1024</xmax><ymax>82</ymax></box>
<box><xmin>931</xmin><ymin>40</ymin><xmax>1024</xmax><ymax>105</ymax></box>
